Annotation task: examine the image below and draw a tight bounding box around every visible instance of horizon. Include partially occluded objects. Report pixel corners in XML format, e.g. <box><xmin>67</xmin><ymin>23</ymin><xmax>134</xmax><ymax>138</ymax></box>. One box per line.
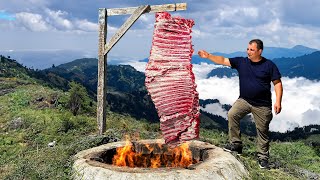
<box><xmin>0</xmin><ymin>43</ymin><xmax>319</xmax><ymax>70</ymax></box>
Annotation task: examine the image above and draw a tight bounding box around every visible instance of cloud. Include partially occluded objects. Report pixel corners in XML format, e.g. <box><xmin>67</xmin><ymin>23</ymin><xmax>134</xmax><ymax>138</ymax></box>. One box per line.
<box><xmin>2</xmin><ymin>8</ymin><xmax>98</xmax><ymax>33</ymax></box>
<box><xmin>193</xmin><ymin>69</ymin><xmax>320</xmax><ymax>132</ymax></box>
<box><xmin>124</xmin><ymin>61</ymin><xmax>147</xmax><ymax>72</ymax></box>
<box><xmin>45</xmin><ymin>8</ymin><xmax>73</xmax><ymax>30</ymax></box>
<box><xmin>75</xmin><ymin>19</ymin><xmax>98</xmax><ymax>32</ymax></box>
<box><xmin>201</xmin><ymin>103</ymin><xmax>228</xmax><ymax>119</ymax></box>
<box><xmin>2</xmin><ymin>0</ymin><xmax>320</xmax><ymax>60</ymax></box>
<box><xmin>15</xmin><ymin>12</ymin><xmax>51</xmax><ymax>31</ymax></box>
<box><xmin>196</xmin><ymin>75</ymin><xmax>239</xmax><ymax>105</ymax></box>
<box><xmin>279</xmin><ymin>0</ymin><xmax>320</xmax><ymax>26</ymax></box>
<box><xmin>302</xmin><ymin>109</ymin><xmax>320</xmax><ymax>127</ymax></box>
<box><xmin>192</xmin><ymin>63</ymin><xmax>221</xmax><ymax>79</ymax></box>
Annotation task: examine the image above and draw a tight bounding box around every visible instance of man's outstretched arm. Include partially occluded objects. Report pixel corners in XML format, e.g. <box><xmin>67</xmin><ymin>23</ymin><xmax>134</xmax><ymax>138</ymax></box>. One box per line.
<box><xmin>273</xmin><ymin>79</ymin><xmax>283</xmax><ymax>114</ymax></box>
<box><xmin>198</xmin><ymin>50</ymin><xmax>231</xmax><ymax>67</ymax></box>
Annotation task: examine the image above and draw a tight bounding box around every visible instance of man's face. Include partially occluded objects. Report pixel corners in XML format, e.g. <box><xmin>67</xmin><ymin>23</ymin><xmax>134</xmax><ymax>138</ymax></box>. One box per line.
<box><xmin>247</xmin><ymin>42</ymin><xmax>262</xmax><ymax>61</ymax></box>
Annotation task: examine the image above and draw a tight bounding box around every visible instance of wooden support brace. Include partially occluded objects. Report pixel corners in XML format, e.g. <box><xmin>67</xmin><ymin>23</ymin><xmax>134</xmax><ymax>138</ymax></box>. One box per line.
<box><xmin>104</xmin><ymin>5</ymin><xmax>150</xmax><ymax>55</ymax></box>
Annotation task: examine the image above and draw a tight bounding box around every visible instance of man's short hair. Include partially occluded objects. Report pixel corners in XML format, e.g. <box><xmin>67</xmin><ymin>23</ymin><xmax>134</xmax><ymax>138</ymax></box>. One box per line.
<box><xmin>249</xmin><ymin>39</ymin><xmax>264</xmax><ymax>50</ymax></box>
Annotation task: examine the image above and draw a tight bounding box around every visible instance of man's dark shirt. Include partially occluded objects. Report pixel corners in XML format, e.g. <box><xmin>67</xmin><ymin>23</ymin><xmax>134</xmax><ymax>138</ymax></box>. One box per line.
<box><xmin>229</xmin><ymin>57</ymin><xmax>281</xmax><ymax>107</ymax></box>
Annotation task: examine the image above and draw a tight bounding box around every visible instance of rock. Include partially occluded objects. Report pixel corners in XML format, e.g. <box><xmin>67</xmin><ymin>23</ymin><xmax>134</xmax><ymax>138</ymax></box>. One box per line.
<box><xmin>48</xmin><ymin>141</ymin><xmax>56</xmax><ymax>147</ymax></box>
<box><xmin>8</xmin><ymin>117</ymin><xmax>24</xmax><ymax>130</ymax></box>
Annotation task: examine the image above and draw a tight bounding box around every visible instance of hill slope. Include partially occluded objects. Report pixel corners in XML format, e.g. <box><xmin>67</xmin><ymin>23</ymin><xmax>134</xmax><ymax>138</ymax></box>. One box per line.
<box><xmin>38</xmin><ymin>58</ymin><xmax>158</xmax><ymax>122</ymax></box>
<box><xmin>0</xmin><ymin>54</ymin><xmax>320</xmax><ymax>179</ymax></box>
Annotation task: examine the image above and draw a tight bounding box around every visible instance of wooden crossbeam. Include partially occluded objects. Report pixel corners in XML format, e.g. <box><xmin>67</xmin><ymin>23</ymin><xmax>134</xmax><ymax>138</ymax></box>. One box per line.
<box><xmin>107</xmin><ymin>3</ymin><xmax>187</xmax><ymax>16</ymax></box>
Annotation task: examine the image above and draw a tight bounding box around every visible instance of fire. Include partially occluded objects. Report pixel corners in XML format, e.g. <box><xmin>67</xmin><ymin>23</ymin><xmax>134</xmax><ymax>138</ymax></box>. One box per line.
<box><xmin>113</xmin><ymin>140</ymin><xmax>135</xmax><ymax>167</ymax></box>
<box><xmin>112</xmin><ymin>140</ymin><xmax>195</xmax><ymax>168</ymax></box>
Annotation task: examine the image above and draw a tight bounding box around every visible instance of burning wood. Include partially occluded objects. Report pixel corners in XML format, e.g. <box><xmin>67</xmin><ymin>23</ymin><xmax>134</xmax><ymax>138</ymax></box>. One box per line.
<box><xmin>112</xmin><ymin>140</ymin><xmax>196</xmax><ymax>168</ymax></box>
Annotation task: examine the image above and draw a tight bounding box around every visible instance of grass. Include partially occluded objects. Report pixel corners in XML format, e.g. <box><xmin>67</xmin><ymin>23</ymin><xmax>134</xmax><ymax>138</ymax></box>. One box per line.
<box><xmin>0</xmin><ymin>77</ymin><xmax>319</xmax><ymax>179</ymax></box>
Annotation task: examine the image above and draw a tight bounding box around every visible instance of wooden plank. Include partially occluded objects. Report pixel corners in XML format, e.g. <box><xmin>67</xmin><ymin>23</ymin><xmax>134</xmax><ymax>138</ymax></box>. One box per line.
<box><xmin>104</xmin><ymin>5</ymin><xmax>150</xmax><ymax>55</ymax></box>
<box><xmin>107</xmin><ymin>3</ymin><xmax>187</xmax><ymax>16</ymax></box>
<box><xmin>97</xmin><ymin>8</ymin><xmax>107</xmax><ymax>135</ymax></box>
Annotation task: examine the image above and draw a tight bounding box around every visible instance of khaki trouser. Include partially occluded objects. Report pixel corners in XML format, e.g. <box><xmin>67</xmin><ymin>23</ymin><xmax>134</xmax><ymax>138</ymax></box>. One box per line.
<box><xmin>228</xmin><ymin>98</ymin><xmax>273</xmax><ymax>160</ymax></box>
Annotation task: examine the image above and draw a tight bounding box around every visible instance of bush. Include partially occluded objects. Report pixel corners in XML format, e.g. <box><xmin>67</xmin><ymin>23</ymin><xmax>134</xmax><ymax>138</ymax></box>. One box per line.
<box><xmin>67</xmin><ymin>82</ymin><xmax>92</xmax><ymax>116</ymax></box>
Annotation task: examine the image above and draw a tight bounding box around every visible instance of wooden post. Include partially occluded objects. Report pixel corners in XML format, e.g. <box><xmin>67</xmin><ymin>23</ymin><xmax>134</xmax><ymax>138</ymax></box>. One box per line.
<box><xmin>97</xmin><ymin>8</ymin><xmax>107</xmax><ymax>135</ymax></box>
<box><xmin>97</xmin><ymin>3</ymin><xmax>187</xmax><ymax>135</ymax></box>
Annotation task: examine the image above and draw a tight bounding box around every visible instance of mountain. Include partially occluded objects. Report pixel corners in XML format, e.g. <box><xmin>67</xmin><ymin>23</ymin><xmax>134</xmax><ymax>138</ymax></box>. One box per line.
<box><xmin>263</xmin><ymin>45</ymin><xmax>318</xmax><ymax>59</ymax></box>
<box><xmin>3</xmin><ymin>45</ymin><xmax>317</xmax><ymax>70</ymax></box>
<box><xmin>39</xmin><ymin>58</ymin><xmax>159</xmax><ymax>122</ymax></box>
<box><xmin>0</xmin><ymin>49</ymin><xmax>97</xmax><ymax>70</ymax></box>
<box><xmin>273</xmin><ymin>51</ymin><xmax>320</xmax><ymax>80</ymax></box>
<box><xmin>2</xmin><ymin>53</ymin><xmax>320</xmax><ymax>143</ymax></box>
<box><xmin>0</xmin><ymin>55</ymin><xmax>31</xmax><ymax>78</ymax></box>
<box><xmin>191</xmin><ymin>45</ymin><xmax>318</xmax><ymax>64</ymax></box>
<box><xmin>207</xmin><ymin>51</ymin><xmax>320</xmax><ymax>80</ymax></box>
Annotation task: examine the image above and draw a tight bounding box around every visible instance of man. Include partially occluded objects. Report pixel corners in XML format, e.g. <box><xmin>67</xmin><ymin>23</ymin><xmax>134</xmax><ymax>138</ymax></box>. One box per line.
<box><xmin>198</xmin><ymin>39</ymin><xmax>283</xmax><ymax>169</ymax></box>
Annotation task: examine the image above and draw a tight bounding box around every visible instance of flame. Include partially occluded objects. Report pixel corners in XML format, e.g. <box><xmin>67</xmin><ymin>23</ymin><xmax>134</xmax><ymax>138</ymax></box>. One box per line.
<box><xmin>112</xmin><ymin>140</ymin><xmax>136</xmax><ymax>167</ymax></box>
<box><xmin>172</xmin><ymin>142</ymin><xmax>192</xmax><ymax>167</ymax></box>
<box><xmin>112</xmin><ymin>140</ymin><xmax>194</xmax><ymax>168</ymax></box>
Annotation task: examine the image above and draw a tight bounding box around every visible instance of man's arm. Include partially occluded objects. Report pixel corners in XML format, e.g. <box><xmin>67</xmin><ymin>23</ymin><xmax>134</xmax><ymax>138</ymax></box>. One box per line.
<box><xmin>273</xmin><ymin>79</ymin><xmax>283</xmax><ymax>114</ymax></box>
<box><xmin>198</xmin><ymin>50</ymin><xmax>231</xmax><ymax>67</ymax></box>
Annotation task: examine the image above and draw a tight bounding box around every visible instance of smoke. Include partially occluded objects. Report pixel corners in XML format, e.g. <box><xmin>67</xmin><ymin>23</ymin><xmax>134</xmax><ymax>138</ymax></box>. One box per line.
<box><xmin>130</xmin><ymin>62</ymin><xmax>320</xmax><ymax>133</ymax></box>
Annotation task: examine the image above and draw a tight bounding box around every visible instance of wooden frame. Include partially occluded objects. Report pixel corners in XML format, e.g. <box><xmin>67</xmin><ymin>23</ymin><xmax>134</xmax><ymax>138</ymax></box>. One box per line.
<box><xmin>97</xmin><ymin>3</ymin><xmax>187</xmax><ymax>135</ymax></box>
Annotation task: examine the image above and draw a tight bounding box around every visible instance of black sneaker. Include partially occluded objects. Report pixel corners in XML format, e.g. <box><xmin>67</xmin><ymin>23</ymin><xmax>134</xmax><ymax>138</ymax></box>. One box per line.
<box><xmin>258</xmin><ymin>159</ymin><xmax>269</xmax><ymax>169</ymax></box>
<box><xmin>223</xmin><ymin>143</ymin><xmax>242</xmax><ymax>155</ymax></box>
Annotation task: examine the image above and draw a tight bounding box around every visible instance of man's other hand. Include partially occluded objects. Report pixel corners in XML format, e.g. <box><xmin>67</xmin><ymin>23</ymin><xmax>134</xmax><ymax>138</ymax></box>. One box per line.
<box><xmin>274</xmin><ymin>102</ymin><xmax>282</xmax><ymax>114</ymax></box>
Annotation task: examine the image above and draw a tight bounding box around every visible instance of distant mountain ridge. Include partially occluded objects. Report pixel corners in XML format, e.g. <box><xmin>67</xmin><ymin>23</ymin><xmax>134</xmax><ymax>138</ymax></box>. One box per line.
<box><xmin>207</xmin><ymin>51</ymin><xmax>320</xmax><ymax>80</ymax></box>
<box><xmin>191</xmin><ymin>45</ymin><xmax>318</xmax><ymax>64</ymax></box>
<box><xmin>2</xmin><ymin>45</ymin><xmax>317</xmax><ymax>69</ymax></box>
<box><xmin>0</xmin><ymin>49</ymin><xmax>96</xmax><ymax>70</ymax></box>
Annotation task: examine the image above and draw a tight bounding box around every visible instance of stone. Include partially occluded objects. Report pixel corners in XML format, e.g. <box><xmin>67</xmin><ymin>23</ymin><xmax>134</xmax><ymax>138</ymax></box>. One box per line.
<box><xmin>73</xmin><ymin>139</ymin><xmax>249</xmax><ymax>180</ymax></box>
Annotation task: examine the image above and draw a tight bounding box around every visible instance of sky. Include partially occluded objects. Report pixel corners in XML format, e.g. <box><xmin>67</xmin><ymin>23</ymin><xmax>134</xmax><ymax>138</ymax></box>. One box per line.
<box><xmin>1</xmin><ymin>0</ymin><xmax>320</xmax><ymax>132</ymax></box>
<box><xmin>1</xmin><ymin>0</ymin><xmax>320</xmax><ymax>62</ymax></box>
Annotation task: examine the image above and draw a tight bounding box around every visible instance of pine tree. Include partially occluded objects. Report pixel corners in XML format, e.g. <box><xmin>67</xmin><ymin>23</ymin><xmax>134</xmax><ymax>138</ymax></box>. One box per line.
<box><xmin>68</xmin><ymin>81</ymin><xmax>91</xmax><ymax>116</ymax></box>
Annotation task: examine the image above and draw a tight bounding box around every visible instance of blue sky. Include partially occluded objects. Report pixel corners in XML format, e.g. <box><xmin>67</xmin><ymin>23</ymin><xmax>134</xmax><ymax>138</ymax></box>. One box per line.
<box><xmin>1</xmin><ymin>0</ymin><xmax>320</xmax><ymax>61</ymax></box>
<box><xmin>0</xmin><ymin>12</ymin><xmax>15</xmax><ymax>20</ymax></box>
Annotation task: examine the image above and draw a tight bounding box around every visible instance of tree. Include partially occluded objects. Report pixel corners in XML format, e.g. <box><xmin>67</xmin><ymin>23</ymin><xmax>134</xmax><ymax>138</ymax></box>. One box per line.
<box><xmin>68</xmin><ymin>81</ymin><xmax>91</xmax><ymax>116</ymax></box>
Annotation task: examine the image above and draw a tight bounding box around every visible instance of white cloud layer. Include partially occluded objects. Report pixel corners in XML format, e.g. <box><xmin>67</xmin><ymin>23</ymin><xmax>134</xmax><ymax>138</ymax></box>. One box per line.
<box><xmin>195</xmin><ymin>73</ymin><xmax>320</xmax><ymax>133</ymax></box>
<box><xmin>130</xmin><ymin>62</ymin><xmax>320</xmax><ymax>133</ymax></box>
<box><xmin>201</xmin><ymin>103</ymin><xmax>228</xmax><ymax>119</ymax></box>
